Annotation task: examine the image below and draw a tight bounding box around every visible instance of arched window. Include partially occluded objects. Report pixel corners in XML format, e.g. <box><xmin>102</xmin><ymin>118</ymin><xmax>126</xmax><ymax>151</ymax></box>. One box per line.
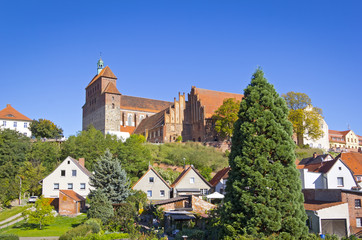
<box><xmin>127</xmin><ymin>114</ymin><xmax>133</xmax><ymax>126</ymax></box>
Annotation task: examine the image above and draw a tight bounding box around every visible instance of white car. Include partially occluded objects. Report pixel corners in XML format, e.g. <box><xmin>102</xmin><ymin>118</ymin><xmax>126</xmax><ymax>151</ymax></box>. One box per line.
<box><xmin>28</xmin><ymin>196</ymin><xmax>38</xmax><ymax>203</ymax></box>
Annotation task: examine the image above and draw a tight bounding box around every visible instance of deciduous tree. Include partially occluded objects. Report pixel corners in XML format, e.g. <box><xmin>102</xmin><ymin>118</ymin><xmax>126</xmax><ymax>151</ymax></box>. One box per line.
<box><xmin>282</xmin><ymin>91</ymin><xmax>324</xmax><ymax>146</ymax></box>
<box><xmin>30</xmin><ymin>119</ymin><xmax>63</xmax><ymax>139</ymax></box>
<box><xmin>212</xmin><ymin>98</ymin><xmax>241</xmax><ymax>140</ymax></box>
<box><xmin>22</xmin><ymin>196</ymin><xmax>55</xmax><ymax>229</ymax></box>
<box><xmin>221</xmin><ymin>69</ymin><xmax>308</xmax><ymax>238</ymax></box>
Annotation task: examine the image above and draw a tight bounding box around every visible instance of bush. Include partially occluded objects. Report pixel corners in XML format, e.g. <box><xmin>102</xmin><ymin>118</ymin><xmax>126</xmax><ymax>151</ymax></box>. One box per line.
<box><xmin>175</xmin><ymin>228</ymin><xmax>204</xmax><ymax>240</ymax></box>
<box><xmin>73</xmin><ymin>232</ymin><xmax>129</xmax><ymax>240</ymax></box>
<box><xmin>59</xmin><ymin>224</ymin><xmax>100</xmax><ymax>240</ymax></box>
<box><xmin>84</xmin><ymin>218</ymin><xmax>102</xmax><ymax>233</ymax></box>
<box><xmin>0</xmin><ymin>234</ymin><xmax>19</xmax><ymax>240</ymax></box>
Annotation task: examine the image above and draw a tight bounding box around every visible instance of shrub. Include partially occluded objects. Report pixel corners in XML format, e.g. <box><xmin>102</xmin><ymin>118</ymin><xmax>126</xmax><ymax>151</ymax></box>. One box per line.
<box><xmin>84</xmin><ymin>218</ymin><xmax>102</xmax><ymax>233</ymax></box>
<box><xmin>0</xmin><ymin>234</ymin><xmax>19</xmax><ymax>240</ymax></box>
<box><xmin>73</xmin><ymin>232</ymin><xmax>129</xmax><ymax>240</ymax></box>
<box><xmin>175</xmin><ymin>228</ymin><xmax>204</xmax><ymax>240</ymax></box>
<box><xmin>59</xmin><ymin>224</ymin><xmax>100</xmax><ymax>240</ymax></box>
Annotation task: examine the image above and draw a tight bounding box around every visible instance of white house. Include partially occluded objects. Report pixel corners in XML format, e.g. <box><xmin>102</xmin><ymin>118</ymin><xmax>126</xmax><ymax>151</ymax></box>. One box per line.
<box><xmin>42</xmin><ymin>156</ymin><xmax>92</xmax><ymax>198</ymax></box>
<box><xmin>209</xmin><ymin>167</ymin><xmax>230</xmax><ymax>194</ymax></box>
<box><xmin>132</xmin><ymin>166</ymin><xmax>171</xmax><ymax>201</ymax></box>
<box><xmin>298</xmin><ymin>153</ymin><xmax>358</xmax><ymax>190</ymax></box>
<box><xmin>0</xmin><ymin>104</ymin><xmax>32</xmax><ymax>137</ymax></box>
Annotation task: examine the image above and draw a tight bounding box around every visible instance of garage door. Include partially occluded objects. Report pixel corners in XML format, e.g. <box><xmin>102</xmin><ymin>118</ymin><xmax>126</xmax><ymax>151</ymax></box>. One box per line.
<box><xmin>321</xmin><ymin>219</ymin><xmax>347</xmax><ymax>237</ymax></box>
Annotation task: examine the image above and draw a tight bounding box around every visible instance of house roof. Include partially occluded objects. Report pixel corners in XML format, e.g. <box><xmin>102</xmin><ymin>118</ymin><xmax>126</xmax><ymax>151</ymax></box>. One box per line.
<box><xmin>192</xmin><ymin>87</ymin><xmax>244</xmax><ymax>118</ymax></box>
<box><xmin>0</xmin><ymin>104</ymin><xmax>31</xmax><ymax>121</ymax></box>
<box><xmin>301</xmin><ymin>159</ymin><xmax>338</xmax><ymax>173</ymax></box>
<box><xmin>339</xmin><ymin>152</ymin><xmax>362</xmax><ymax>175</ymax></box>
<box><xmin>103</xmin><ymin>82</ymin><xmax>121</xmax><ymax>95</ymax></box>
<box><xmin>329</xmin><ymin>130</ymin><xmax>351</xmax><ymax>137</ymax></box>
<box><xmin>68</xmin><ymin>156</ymin><xmax>92</xmax><ymax>177</ymax></box>
<box><xmin>133</xmin><ymin>108</ymin><xmax>167</xmax><ymax>134</ymax></box>
<box><xmin>132</xmin><ymin>166</ymin><xmax>171</xmax><ymax>190</ymax></box>
<box><xmin>152</xmin><ymin>196</ymin><xmax>190</xmax><ymax>206</ymax></box>
<box><xmin>209</xmin><ymin>167</ymin><xmax>230</xmax><ymax>187</ymax></box>
<box><xmin>304</xmin><ymin>200</ymin><xmax>345</xmax><ymax>211</ymax></box>
<box><xmin>59</xmin><ymin>190</ymin><xmax>85</xmax><ymax>202</ymax></box>
<box><xmin>120</xmin><ymin>95</ymin><xmax>172</xmax><ymax>113</ymax></box>
<box><xmin>171</xmin><ymin>165</ymin><xmax>212</xmax><ymax>188</ymax></box>
<box><xmin>86</xmin><ymin>66</ymin><xmax>117</xmax><ymax>88</ymax></box>
<box><xmin>299</xmin><ymin>154</ymin><xmax>333</xmax><ymax>165</ymax></box>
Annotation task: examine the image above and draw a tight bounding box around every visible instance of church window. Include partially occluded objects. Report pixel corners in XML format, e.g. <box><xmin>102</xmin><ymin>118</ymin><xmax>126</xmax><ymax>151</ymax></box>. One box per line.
<box><xmin>112</xmin><ymin>103</ymin><xmax>115</xmax><ymax>109</ymax></box>
<box><xmin>127</xmin><ymin>114</ymin><xmax>133</xmax><ymax>126</ymax></box>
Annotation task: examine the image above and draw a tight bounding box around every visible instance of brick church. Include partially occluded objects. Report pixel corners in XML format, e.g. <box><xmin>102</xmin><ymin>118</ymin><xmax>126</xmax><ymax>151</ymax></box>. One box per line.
<box><xmin>83</xmin><ymin>59</ymin><xmax>243</xmax><ymax>142</ymax></box>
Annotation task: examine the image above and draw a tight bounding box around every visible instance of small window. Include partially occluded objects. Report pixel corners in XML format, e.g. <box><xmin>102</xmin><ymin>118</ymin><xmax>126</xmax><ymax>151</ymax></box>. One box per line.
<box><xmin>67</xmin><ymin>161</ymin><xmax>70</xmax><ymax>164</ymax></box>
<box><xmin>160</xmin><ymin>190</ymin><xmax>165</xmax><ymax>197</ymax></box>
<box><xmin>337</xmin><ymin>177</ymin><xmax>344</xmax><ymax>187</ymax></box>
<box><xmin>147</xmin><ymin>190</ymin><xmax>152</xmax><ymax>197</ymax></box>
<box><xmin>61</xmin><ymin>170</ymin><xmax>66</xmax><ymax>177</ymax></box>
<box><xmin>24</xmin><ymin>123</ymin><xmax>28</xmax><ymax>128</ymax></box>
<box><xmin>72</xmin><ymin>170</ymin><xmax>77</xmax><ymax>177</ymax></box>
<box><xmin>13</xmin><ymin>122</ymin><xmax>17</xmax><ymax>127</ymax></box>
<box><xmin>357</xmin><ymin>218</ymin><xmax>362</xmax><ymax>227</ymax></box>
<box><xmin>190</xmin><ymin>177</ymin><xmax>195</xmax><ymax>184</ymax></box>
<box><xmin>149</xmin><ymin>177</ymin><xmax>154</xmax><ymax>183</ymax></box>
<box><xmin>80</xmin><ymin>183</ymin><xmax>86</xmax><ymax>190</ymax></box>
<box><xmin>2</xmin><ymin>121</ymin><xmax>6</xmax><ymax>126</ymax></box>
<box><xmin>339</xmin><ymin>167</ymin><xmax>342</xmax><ymax>170</ymax></box>
<box><xmin>356</xmin><ymin>199</ymin><xmax>361</xmax><ymax>208</ymax></box>
<box><xmin>54</xmin><ymin>183</ymin><xmax>59</xmax><ymax>190</ymax></box>
<box><xmin>68</xmin><ymin>183</ymin><xmax>73</xmax><ymax>190</ymax></box>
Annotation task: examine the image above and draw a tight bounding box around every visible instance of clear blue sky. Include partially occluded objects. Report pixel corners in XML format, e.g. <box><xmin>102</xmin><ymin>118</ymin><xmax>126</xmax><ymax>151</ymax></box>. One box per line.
<box><xmin>1</xmin><ymin>1</ymin><xmax>361</xmax><ymax>137</ymax></box>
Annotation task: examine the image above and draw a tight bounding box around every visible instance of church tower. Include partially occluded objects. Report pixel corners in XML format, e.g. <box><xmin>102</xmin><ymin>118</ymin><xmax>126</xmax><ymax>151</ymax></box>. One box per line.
<box><xmin>97</xmin><ymin>57</ymin><xmax>104</xmax><ymax>74</ymax></box>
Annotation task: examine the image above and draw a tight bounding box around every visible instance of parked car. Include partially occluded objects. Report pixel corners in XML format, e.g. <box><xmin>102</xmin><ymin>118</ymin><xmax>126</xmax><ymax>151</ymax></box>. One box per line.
<box><xmin>28</xmin><ymin>196</ymin><xmax>38</xmax><ymax>203</ymax></box>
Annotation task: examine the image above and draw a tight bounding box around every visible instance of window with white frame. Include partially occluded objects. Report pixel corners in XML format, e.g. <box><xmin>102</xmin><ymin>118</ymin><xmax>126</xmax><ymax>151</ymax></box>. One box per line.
<box><xmin>54</xmin><ymin>183</ymin><xmax>59</xmax><ymax>190</ymax></box>
<box><xmin>68</xmin><ymin>183</ymin><xmax>73</xmax><ymax>190</ymax></box>
<box><xmin>24</xmin><ymin>123</ymin><xmax>28</xmax><ymax>128</ymax></box>
<box><xmin>160</xmin><ymin>190</ymin><xmax>165</xmax><ymax>197</ymax></box>
<box><xmin>356</xmin><ymin>199</ymin><xmax>361</xmax><ymax>208</ymax></box>
<box><xmin>2</xmin><ymin>121</ymin><xmax>6</xmax><ymax>127</ymax></box>
<box><xmin>190</xmin><ymin>177</ymin><xmax>195</xmax><ymax>184</ymax></box>
<box><xmin>72</xmin><ymin>170</ymin><xmax>77</xmax><ymax>177</ymax></box>
<box><xmin>13</xmin><ymin>122</ymin><xmax>17</xmax><ymax>127</ymax></box>
<box><xmin>149</xmin><ymin>177</ymin><xmax>154</xmax><ymax>183</ymax></box>
<box><xmin>337</xmin><ymin>177</ymin><xmax>344</xmax><ymax>187</ymax></box>
<box><xmin>61</xmin><ymin>170</ymin><xmax>66</xmax><ymax>177</ymax></box>
<box><xmin>357</xmin><ymin>218</ymin><xmax>362</xmax><ymax>227</ymax></box>
<box><xmin>147</xmin><ymin>190</ymin><xmax>152</xmax><ymax>197</ymax></box>
<box><xmin>80</xmin><ymin>183</ymin><xmax>86</xmax><ymax>190</ymax></box>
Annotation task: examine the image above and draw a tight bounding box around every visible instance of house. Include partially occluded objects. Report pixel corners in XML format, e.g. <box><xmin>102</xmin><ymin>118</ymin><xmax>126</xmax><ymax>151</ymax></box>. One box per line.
<box><xmin>209</xmin><ymin>167</ymin><xmax>230</xmax><ymax>194</ymax></box>
<box><xmin>298</xmin><ymin>153</ymin><xmax>358</xmax><ymax>190</ymax></box>
<box><xmin>329</xmin><ymin>129</ymin><xmax>362</xmax><ymax>152</ymax></box>
<box><xmin>303</xmin><ymin>189</ymin><xmax>362</xmax><ymax>236</ymax></box>
<box><xmin>338</xmin><ymin>152</ymin><xmax>362</xmax><ymax>183</ymax></box>
<box><xmin>132</xmin><ymin>166</ymin><xmax>171</xmax><ymax>201</ymax></box>
<box><xmin>302</xmin><ymin>107</ymin><xmax>329</xmax><ymax>150</ymax></box>
<box><xmin>42</xmin><ymin>156</ymin><xmax>92</xmax><ymax>199</ymax></box>
<box><xmin>58</xmin><ymin>190</ymin><xmax>86</xmax><ymax>216</ymax></box>
<box><xmin>0</xmin><ymin>104</ymin><xmax>32</xmax><ymax>137</ymax></box>
<box><xmin>304</xmin><ymin>200</ymin><xmax>349</xmax><ymax>237</ymax></box>
<box><xmin>171</xmin><ymin>165</ymin><xmax>212</xmax><ymax>197</ymax></box>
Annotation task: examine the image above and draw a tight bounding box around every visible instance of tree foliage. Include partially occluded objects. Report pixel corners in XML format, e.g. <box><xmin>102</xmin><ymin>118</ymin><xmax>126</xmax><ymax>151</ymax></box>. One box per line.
<box><xmin>30</xmin><ymin>119</ymin><xmax>63</xmax><ymax>139</ymax></box>
<box><xmin>221</xmin><ymin>69</ymin><xmax>308</xmax><ymax>238</ymax></box>
<box><xmin>22</xmin><ymin>196</ymin><xmax>55</xmax><ymax>229</ymax></box>
<box><xmin>26</xmin><ymin>141</ymin><xmax>61</xmax><ymax>172</ymax></box>
<box><xmin>0</xmin><ymin>129</ymin><xmax>30</xmax><ymax>167</ymax></box>
<box><xmin>19</xmin><ymin>161</ymin><xmax>46</xmax><ymax>196</ymax></box>
<box><xmin>87</xmin><ymin>189</ymin><xmax>114</xmax><ymax>224</ymax></box>
<box><xmin>90</xmin><ymin>149</ymin><xmax>130</xmax><ymax>204</ymax></box>
<box><xmin>282</xmin><ymin>92</ymin><xmax>324</xmax><ymax>146</ymax></box>
<box><xmin>213</xmin><ymin>98</ymin><xmax>241</xmax><ymax>140</ymax></box>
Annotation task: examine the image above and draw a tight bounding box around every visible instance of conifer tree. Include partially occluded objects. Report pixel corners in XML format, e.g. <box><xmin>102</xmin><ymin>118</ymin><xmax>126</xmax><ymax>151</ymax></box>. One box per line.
<box><xmin>87</xmin><ymin>189</ymin><xmax>114</xmax><ymax>223</ymax></box>
<box><xmin>90</xmin><ymin>149</ymin><xmax>130</xmax><ymax>203</ymax></box>
<box><xmin>221</xmin><ymin>69</ymin><xmax>308</xmax><ymax>238</ymax></box>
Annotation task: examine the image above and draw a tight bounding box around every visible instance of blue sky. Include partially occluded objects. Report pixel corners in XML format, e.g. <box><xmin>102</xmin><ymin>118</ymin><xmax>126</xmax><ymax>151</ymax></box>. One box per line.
<box><xmin>1</xmin><ymin>1</ymin><xmax>361</xmax><ymax>137</ymax></box>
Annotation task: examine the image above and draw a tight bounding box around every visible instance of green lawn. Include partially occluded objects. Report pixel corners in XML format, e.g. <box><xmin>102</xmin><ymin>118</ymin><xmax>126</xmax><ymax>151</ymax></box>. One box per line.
<box><xmin>0</xmin><ymin>205</ymin><xmax>29</xmax><ymax>223</ymax></box>
<box><xmin>0</xmin><ymin>214</ymin><xmax>87</xmax><ymax>237</ymax></box>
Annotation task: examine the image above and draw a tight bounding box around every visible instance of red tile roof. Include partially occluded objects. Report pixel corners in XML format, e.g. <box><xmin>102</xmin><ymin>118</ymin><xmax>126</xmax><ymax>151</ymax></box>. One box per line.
<box><xmin>192</xmin><ymin>87</ymin><xmax>244</xmax><ymax>118</ymax></box>
<box><xmin>59</xmin><ymin>190</ymin><xmax>85</xmax><ymax>201</ymax></box>
<box><xmin>339</xmin><ymin>152</ymin><xmax>362</xmax><ymax>175</ymax></box>
<box><xmin>133</xmin><ymin>108</ymin><xmax>167</xmax><ymax>135</ymax></box>
<box><xmin>86</xmin><ymin>66</ymin><xmax>117</xmax><ymax>88</ymax></box>
<box><xmin>329</xmin><ymin>130</ymin><xmax>351</xmax><ymax>137</ymax></box>
<box><xmin>209</xmin><ymin>167</ymin><xmax>230</xmax><ymax>187</ymax></box>
<box><xmin>103</xmin><ymin>82</ymin><xmax>121</xmax><ymax>95</ymax></box>
<box><xmin>0</xmin><ymin>104</ymin><xmax>31</xmax><ymax>121</ymax></box>
<box><xmin>120</xmin><ymin>95</ymin><xmax>172</xmax><ymax>113</ymax></box>
<box><xmin>304</xmin><ymin>200</ymin><xmax>345</xmax><ymax>211</ymax></box>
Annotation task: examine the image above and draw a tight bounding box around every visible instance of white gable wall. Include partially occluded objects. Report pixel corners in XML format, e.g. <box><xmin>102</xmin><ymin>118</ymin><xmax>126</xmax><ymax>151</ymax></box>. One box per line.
<box><xmin>326</xmin><ymin>160</ymin><xmax>356</xmax><ymax>189</ymax></box>
<box><xmin>300</xmin><ymin>169</ymin><xmax>326</xmax><ymax>189</ymax></box>
<box><xmin>42</xmin><ymin>157</ymin><xmax>92</xmax><ymax>198</ymax></box>
<box><xmin>175</xmin><ymin>168</ymin><xmax>211</xmax><ymax>194</ymax></box>
<box><xmin>132</xmin><ymin>169</ymin><xmax>170</xmax><ymax>200</ymax></box>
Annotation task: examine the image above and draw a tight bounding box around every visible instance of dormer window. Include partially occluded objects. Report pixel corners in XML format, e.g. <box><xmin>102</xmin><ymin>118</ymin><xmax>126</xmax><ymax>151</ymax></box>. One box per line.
<box><xmin>6</xmin><ymin>114</ymin><xmax>15</xmax><ymax>117</ymax></box>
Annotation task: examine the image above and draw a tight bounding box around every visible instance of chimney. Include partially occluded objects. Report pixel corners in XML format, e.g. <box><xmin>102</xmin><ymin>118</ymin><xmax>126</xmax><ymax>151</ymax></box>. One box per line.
<box><xmin>313</xmin><ymin>152</ymin><xmax>317</xmax><ymax>159</ymax></box>
<box><xmin>79</xmin><ymin>158</ymin><xmax>85</xmax><ymax>167</ymax></box>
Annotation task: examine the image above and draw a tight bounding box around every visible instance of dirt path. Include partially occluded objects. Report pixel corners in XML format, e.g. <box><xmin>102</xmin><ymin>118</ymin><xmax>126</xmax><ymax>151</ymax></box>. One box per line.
<box><xmin>0</xmin><ymin>213</ymin><xmax>24</xmax><ymax>229</ymax></box>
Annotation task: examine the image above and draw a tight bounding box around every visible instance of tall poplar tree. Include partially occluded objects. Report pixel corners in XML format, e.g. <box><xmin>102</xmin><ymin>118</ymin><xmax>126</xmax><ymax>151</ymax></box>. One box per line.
<box><xmin>221</xmin><ymin>69</ymin><xmax>308</xmax><ymax>238</ymax></box>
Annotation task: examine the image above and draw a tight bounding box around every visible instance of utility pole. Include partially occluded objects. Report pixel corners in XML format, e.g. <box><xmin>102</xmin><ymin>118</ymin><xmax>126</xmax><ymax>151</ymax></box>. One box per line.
<box><xmin>17</xmin><ymin>176</ymin><xmax>22</xmax><ymax>205</ymax></box>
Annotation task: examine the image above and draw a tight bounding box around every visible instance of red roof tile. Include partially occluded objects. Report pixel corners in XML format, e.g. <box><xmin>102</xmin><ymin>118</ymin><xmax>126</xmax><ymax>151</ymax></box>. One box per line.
<box><xmin>86</xmin><ymin>66</ymin><xmax>117</xmax><ymax>88</ymax></box>
<box><xmin>0</xmin><ymin>104</ymin><xmax>31</xmax><ymax>121</ymax></box>
<box><xmin>59</xmin><ymin>190</ymin><xmax>85</xmax><ymax>201</ymax></box>
<box><xmin>193</xmin><ymin>87</ymin><xmax>244</xmax><ymax>118</ymax></box>
<box><xmin>133</xmin><ymin>109</ymin><xmax>167</xmax><ymax>135</ymax></box>
<box><xmin>209</xmin><ymin>167</ymin><xmax>230</xmax><ymax>187</ymax></box>
<box><xmin>103</xmin><ymin>82</ymin><xmax>121</xmax><ymax>95</ymax></box>
<box><xmin>120</xmin><ymin>95</ymin><xmax>172</xmax><ymax>113</ymax></box>
<box><xmin>304</xmin><ymin>200</ymin><xmax>345</xmax><ymax>211</ymax></box>
<box><xmin>329</xmin><ymin>130</ymin><xmax>351</xmax><ymax>137</ymax></box>
<box><xmin>340</xmin><ymin>152</ymin><xmax>362</xmax><ymax>175</ymax></box>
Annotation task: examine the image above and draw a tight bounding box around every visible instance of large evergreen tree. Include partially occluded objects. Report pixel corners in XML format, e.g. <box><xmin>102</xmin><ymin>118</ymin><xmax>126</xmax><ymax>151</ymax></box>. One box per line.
<box><xmin>89</xmin><ymin>149</ymin><xmax>130</xmax><ymax>203</ymax></box>
<box><xmin>221</xmin><ymin>69</ymin><xmax>308</xmax><ymax>238</ymax></box>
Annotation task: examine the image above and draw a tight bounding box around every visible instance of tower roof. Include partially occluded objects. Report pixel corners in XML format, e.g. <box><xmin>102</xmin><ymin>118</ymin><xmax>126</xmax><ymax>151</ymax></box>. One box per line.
<box><xmin>0</xmin><ymin>104</ymin><xmax>31</xmax><ymax>121</ymax></box>
<box><xmin>86</xmin><ymin>66</ymin><xmax>117</xmax><ymax>88</ymax></box>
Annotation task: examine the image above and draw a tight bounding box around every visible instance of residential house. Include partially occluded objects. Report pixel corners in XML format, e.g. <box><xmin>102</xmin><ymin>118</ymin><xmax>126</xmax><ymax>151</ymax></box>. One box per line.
<box><xmin>209</xmin><ymin>167</ymin><xmax>230</xmax><ymax>194</ymax></box>
<box><xmin>303</xmin><ymin>189</ymin><xmax>362</xmax><ymax>236</ymax></box>
<box><xmin>329</xmin><ymin>129</ymin><xmax>362</xmax><ymax>152</ymax></box>
<box><xmin>42</xmin><ymin>156</ymin><xmax>92</xmax><ymax>199</ymax></box>
<box><xmin>59</xmin><ymin>190</ymin><xmax>86</xmax><ymax>216</ymax></box>
<box><xmin>338</xmin><ymin>152</ymin><xmax>362</xmax><ymax>183</ymax></box>
<box><xmin>132</xmin><ymin>166</ymin><xmax>171</xmax><ymax>201</ymax></box>
<box><xmin>298</xmin><ymin>153</ymin><xmax>358</xmax><ymax>190</ymax></box>
<box><xmin>0</xmin><ymin>104</ymin><xmax>32</xmax><ymax>137</ymax></box>
<box><xmin>171</xmin><ymin>165</ymin><xmax>212</xmax><ymax>197</ymax></box>
<box><xmin>304</xmin><ymin>200</ymin><xmax>349</xmax><ymax>237</ymax></box>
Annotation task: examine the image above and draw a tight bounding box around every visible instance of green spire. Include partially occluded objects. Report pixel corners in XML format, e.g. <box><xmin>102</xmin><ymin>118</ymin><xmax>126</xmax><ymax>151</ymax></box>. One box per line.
<box><xmin>97</xmin><ymin>57</ymin><xmax>104</xmax><ymax>74</ymax></box>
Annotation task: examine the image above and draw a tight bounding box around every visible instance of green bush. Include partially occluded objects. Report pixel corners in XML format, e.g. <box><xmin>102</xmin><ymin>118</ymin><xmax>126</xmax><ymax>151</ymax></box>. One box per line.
<box><xmin>84</xmin><ymin>218</ymin><xmax>102</xmax><ymax>233</ymax></box>
<box><xmin>59</xmin><ymin>223</ymin><xmax>100</xmax><ymax>240</ymax></box>
<box><xmin>0</xmin><ymin>234</ymin><xmax>19</xmax><ymax>240</ymax></box>
<box><xmin>73</xmin><ymin>232</ymin><xmax>129</xmax><ymax>240</ymax></box>
<box><xmin>175</xmin><ymin>228</ymin><xmax>204</xmax><ymax>240</ymax></box>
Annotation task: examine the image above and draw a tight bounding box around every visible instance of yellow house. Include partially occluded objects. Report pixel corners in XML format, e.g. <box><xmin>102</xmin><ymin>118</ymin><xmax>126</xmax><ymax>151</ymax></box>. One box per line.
<box><xmin>329</xmin><ymin>130</ymin><xmax>362</xmax><ymax>152</ymax></box>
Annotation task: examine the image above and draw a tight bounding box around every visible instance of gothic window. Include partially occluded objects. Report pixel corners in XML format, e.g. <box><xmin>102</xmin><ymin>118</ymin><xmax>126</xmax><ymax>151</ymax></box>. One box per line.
<box><xmin>127</xmin><ymin>114</ymin><xmax>133</xmax><ymax>126</ymax></box>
